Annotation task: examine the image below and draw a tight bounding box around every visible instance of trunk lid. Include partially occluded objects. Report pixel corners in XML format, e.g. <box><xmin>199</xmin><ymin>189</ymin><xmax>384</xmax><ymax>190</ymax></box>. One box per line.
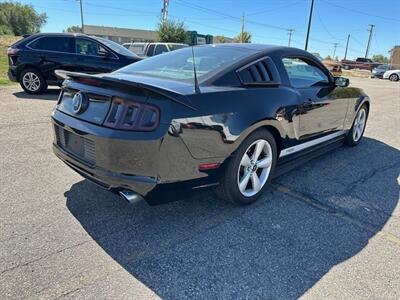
<box><xmin>55</xmin><ymin>71</ymin><xmax>196</xmax><ymax>126</ymax></box>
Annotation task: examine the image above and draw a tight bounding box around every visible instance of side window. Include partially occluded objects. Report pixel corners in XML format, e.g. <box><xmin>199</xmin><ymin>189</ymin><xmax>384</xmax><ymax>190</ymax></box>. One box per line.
<box><xmin>154</xmin><ymin>44</ymin><xmax>168</xmax><ymax>56</ymax></box>
<box><xmin>29</xmin><ymin>37</ymin><xmax>74</xmax><ymax>53</ymax></box>
<box><xmin>146</xmin><ymin>44</ymin><xmax>155</xmax><ymax>56</ymax></box>
<box><xmin>75</xmin><ymin>38</ymin><xmax>111</xmax><ymax>57</ymax></box>
<box><xmin>282</xmin><ymin>57</ymin><xmax>329</xmax><ymax>88</ymax></box>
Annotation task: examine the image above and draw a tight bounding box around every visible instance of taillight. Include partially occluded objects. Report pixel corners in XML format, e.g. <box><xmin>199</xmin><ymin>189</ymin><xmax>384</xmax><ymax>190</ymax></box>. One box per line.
<box><xmin>7</xmin><ymin>48</ymin><xmax>19</xmax><ymax>55</ymax></box>
<box><xmin>104</xmin><ymin>97</ymin><xmax>160</xmax><ymax>131</ymax></box>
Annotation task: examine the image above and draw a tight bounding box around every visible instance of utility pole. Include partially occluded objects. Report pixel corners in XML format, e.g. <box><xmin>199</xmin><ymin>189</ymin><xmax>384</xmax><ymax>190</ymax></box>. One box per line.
<box><xmin>240</xmin><ymin>13</ymin><xmax>245</xmax><ymax>43</ymax></box>
<box><xmin>78</xmin><ymin>0</ymin><xmax>84</xmax><ymax>33</ymax></box>
<box><xmin>161</xmin><ymin>0</ymin><xmax>169</xmax><ymax>22</ymax></box>
<box><xmin>304</xmin><ymin>0</ymin><xmax>314</xmax><ymax>51</ymax></box>
<box><xmin>333</xmin><ymin>43</ymin><xmax>338</xmax><ymax>59</ymax></box>
<box><xmin>365</xmin><ymin>24</ymin><xmax>375</xmax><ymax>58</ymax></box>
<box><xmin>344</xmin><ymin>34</ymin><xmax>350</xmax><ymax>60</ymax></box>
<box><xmin>287</xmin><ymin>29</ymin><xmax>294</xmax><ymax>47</ymax></box>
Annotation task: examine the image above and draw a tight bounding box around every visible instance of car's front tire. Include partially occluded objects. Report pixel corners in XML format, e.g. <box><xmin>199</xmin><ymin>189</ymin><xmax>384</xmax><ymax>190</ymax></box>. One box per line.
<box><xmin>345</xmin><ymin>104</ymin><xmax>368</xmax><ymax>146</ymax></box>
<box><xmin>389</xmin><ymin>74</ymin><xmax>399</xmax><ymax>81</ymax></box>
<box><xmin>19</xmin><ymin>68</ymin><xmax>47</xmax><ymax>94</ymax></box>
<box><xmin>216</xmin><ymin>129</ymin><xmax>277</xmax><ymax>205</ymax></box>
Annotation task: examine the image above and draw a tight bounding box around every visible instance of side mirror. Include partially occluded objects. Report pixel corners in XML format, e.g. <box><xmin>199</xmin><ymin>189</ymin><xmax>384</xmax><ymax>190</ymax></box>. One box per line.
<box><xmin>334</xmin><ymin>77</ymin><xmax>350</xmax><ymax>87</ymax></box>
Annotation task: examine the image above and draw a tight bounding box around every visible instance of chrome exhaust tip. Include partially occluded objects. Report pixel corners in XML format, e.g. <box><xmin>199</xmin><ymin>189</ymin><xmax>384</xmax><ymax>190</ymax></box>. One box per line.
<box><xmin>119</xmin><ymin>190</ymin><xmax>144</xmax><ymax>205</ymax></box>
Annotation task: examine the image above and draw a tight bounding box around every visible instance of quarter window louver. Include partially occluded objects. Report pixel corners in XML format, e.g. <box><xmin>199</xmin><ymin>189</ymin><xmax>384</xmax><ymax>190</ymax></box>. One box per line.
<box><xmin>236</xmin><ymin>56</ymin><xmax>280</xmax><ymax>86</ymax></box>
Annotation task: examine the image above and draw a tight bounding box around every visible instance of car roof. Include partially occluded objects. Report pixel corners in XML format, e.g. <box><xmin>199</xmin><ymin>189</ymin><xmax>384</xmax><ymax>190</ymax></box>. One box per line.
<box><xmin>196</xmin><ymin>43</ymin><xmax>294</xmax><ymax>53</ymax></box>
<box><xmin>195</xmin><ymin>43</ymin><xmax>314</xmax><ymax>60</ymax></box>
<box><xmin>149</xmin><ymin>42</ymin><xmax>188</xmax><ymax>45</ymax></box>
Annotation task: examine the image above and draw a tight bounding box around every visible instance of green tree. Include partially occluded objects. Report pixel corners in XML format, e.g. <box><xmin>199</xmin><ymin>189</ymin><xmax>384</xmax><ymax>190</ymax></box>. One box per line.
<box><xmin>156</xmin><ymin>19</ymin><xmax>187</xmax><ymax>43</ymax></box>
<box><xmin>215</xmin><ymin>35</ymin><xmax>226</xmax><ymax>43</ymax></box>
<box><xmin>234</xmin><ymin>31</ymin><xmax>251</xmax><ymax>43</ymax></box>
<box><xmin>64</xmin><ymin>25</ymin><xmax>82</xmax><ymax>33</ymax></box>
<box><xmin>325</xmin><ymin>55</ymin><xmax>332</xmax><ymax>60</ymax></box>
<box><xmin>0</xmin><ymin>2</ymin><xmax>47</xmax><ymax>36</ymax></box>
<box><xmin>372</xmin><ymin>54</ymin><xmax>389</xmax><ymax>63</ymax></box>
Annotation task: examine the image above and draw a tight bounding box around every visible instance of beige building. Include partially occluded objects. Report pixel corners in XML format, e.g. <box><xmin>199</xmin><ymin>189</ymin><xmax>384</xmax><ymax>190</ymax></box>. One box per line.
<box><xmin>84</xmin><ymin>25</ymin><xmax>157</xmax><ymax>44</ymax></box>
<box><xmin>83</xmin><ymin>25</ymin><xmax>233</xmax><ymax>45</ymax></box>
<box><xmin>390</xmin><ymin>46</ymin><xmax>400</xmax><ymax>68</ymax></box>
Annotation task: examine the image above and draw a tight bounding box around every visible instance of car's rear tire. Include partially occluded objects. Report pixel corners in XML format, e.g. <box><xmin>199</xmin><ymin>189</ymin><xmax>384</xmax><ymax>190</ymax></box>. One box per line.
<box><xmin>19</xmin><ymin>68</ymin><xmax>47</xmax><ymax>94</ymax></box>
<box><xmin>389</xmin><ymin>74</ymin><xmax>399</xmax><ymax>81</ymax></box>
<box><xmin>215</xmin><ymin>129</ymin><xmax>277</xmax><ymax>205</ymax></box>
<box><xmin>343</xmin><ymin>65</ymin><xmax>351</xmax><ymax>70</ymax></box>
<box><xmin>345</xmin><ymin>104</ymin><xmax>368</xmax><ymax>146</ymax></box>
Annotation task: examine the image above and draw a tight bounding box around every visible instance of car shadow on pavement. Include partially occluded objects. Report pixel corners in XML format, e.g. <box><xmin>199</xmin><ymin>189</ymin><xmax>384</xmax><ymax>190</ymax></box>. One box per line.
<box><xmin>12</xmin><ymin>89</ymin><xmax>60</xmax><ymax>101</ymax></box>
<box><xmin>65</xmin><ymin>137</ymin><xmax>399</xmax><ymax>299</ymax></box>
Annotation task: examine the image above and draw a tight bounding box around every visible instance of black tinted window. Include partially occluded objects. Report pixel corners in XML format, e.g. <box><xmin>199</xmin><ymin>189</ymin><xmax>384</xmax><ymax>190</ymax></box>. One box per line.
<box><xmin>75</xmin><ymin>38</ymin><xmax>110</xmax><ymax>57</ymax></box>
<box><xmin>154</xmin><ymin>44</ymin><xmax>168</xmax><ymax>56</ymax></box>
<box><xmin>29</xmin><ymin>36</ymin><xmax>74</xmax><ymax>53</ymax></box>
<box><xmin>146</xmin><ymin>44</ymin><xmax>155</xmax><ymax>56</ymax></box>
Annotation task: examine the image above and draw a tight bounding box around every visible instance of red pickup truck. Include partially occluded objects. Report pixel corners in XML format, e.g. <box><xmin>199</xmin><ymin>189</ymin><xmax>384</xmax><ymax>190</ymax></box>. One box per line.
<box><xmin>341</xmin><ymin>57</ymin><xmax>382</xmax><ymax>71</ymax></box>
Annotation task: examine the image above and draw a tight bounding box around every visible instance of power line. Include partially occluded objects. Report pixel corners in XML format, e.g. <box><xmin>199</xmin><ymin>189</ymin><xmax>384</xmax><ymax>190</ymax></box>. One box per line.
<box><xmin>321</xmin><ymin>0</ymin><xmax>400</xmax><ymax>23</ymax></box>
<box><xmin>315</xmin><ymin>5</ymin><xmax>341</xmax><ymax>41</ymax></box>
<box><xmin>247</xmin><ymin>0</ymin><xmax>303</xmax><ymax>16</ymax></box>
<box><xmin>174</xmin><ymin>0</ymin><xmax>289</xmax><ymax>31</ymax></box>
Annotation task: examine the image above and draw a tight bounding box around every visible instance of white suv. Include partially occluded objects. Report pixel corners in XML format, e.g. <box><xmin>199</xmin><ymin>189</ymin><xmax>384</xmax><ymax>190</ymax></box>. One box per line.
<box><xmin>123</xmin><ymin>42</ymin><xmax>188</xmax><ymax>57</ymax></box>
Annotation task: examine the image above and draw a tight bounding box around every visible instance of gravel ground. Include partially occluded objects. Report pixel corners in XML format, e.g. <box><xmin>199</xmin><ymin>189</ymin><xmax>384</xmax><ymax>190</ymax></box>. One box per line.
<box><xmin>0</xmin><ymin>78</ymin><xmax>399</xmax><ymax>299</ymax></box>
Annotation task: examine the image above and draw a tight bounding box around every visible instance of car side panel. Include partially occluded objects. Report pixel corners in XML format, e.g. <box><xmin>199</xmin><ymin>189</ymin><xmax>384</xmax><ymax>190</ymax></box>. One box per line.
<box><xmin>174</xmin><ymin>86</ymin><xmax>301</xmax><ymax>159</ymax></box>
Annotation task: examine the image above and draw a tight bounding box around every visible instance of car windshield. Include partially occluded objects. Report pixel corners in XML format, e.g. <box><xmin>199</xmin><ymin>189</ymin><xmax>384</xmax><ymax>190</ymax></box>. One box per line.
<box><xmin>376</xmin><ymin>64</ymin><xmax>389</xmax><ymax>70</ymax></box>
<box><xmin>116</xmin><ymin>45</ymin><xmax>255</xmax><ymax>82</ymax></box>
<box><xmin>93</xmin><ymin>37</ymin><xmax>137</xmax><ymax>57</ymax></box>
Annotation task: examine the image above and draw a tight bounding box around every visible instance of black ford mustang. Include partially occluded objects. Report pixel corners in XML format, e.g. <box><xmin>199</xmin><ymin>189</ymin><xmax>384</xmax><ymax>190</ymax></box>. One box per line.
<box><xmin>52</xmin><ymin>44</ymin><xmax>370</xmax><ymax>205</ymax></box>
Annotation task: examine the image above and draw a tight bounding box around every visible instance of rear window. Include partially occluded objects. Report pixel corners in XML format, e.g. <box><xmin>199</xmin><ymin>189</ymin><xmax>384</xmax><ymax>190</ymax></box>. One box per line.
<box><xmin>154</xmin><ymin>44</ymin><xmax>168</xmax><ymax>56</ymax></box>
<box><xmin>168</xmin><ymin>44</ymin><xmax>187</xmax><ymax>51</ymax></box>
<box><xmin>29</xmin><ymin>36</ymin><xmax>74</xmax><ymax>53</ymax></box>
<box><xmin>128</xmin><ymin>44</ymin><xmax>146</xmax><ymax>56</ymax></box>
<box><xmin>116</xmin><ymin>45</ymin><xmax>256</xmax><ymax>82</ymax></box>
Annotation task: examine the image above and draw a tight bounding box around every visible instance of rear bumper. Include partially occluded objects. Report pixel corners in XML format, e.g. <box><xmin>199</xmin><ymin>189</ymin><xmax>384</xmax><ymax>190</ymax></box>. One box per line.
<box><xmin>53</xmin><ymin>144</ymin><xmax>158</xmax><ymax>195</ymax></box>
<box><xmin>51</xmin><ymin>110</ymin><xmax>223</xmax><ymax>197</ymax></box>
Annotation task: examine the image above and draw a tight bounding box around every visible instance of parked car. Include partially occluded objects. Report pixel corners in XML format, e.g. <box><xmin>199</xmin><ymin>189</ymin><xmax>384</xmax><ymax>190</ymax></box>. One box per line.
<box><xmin>383</xmin><ymin>69</ymin><xmax>400</xmax><ymax>81</ymax></box>
<box><xmin>341</xmin><ymin>57</ymin><xmax>381</xmax><ymax>71</ymax></box>
<box><xmin>123</xmin><ymin>42</ymin><xmax>188</xmax><ymax>57</ymax></box>
<box><xmin>52</xmin><ymin>44</ymin><xmax>369</xmax><ymax>205</ymax></box>
<box><xmin>7</xmin><ymin>33</ymin><xmax>141</xmax><ymax>94</ymax></box>
<box><xmin>371</xmin><ymin>64</ymin><xmax>393</xmax><ymax>78</ymax></box>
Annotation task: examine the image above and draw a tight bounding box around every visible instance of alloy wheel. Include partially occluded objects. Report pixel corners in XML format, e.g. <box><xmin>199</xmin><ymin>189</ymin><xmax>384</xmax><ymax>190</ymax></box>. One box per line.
<box><xmin>352</xmin><ymin>108</ymin><xmax>366</xmax><ymax>142</ymax></box>
<box><xmin>22</xmin><ymin>72</ymin><xmax>41</xmax><ymax>92</ymax></box>
<box><xmin>389</xmin><ymin>74</ymin><xmax>399</xmax><ymax>81</ymax></box>
<box><xmin>237</xmin><ymin>139</ymin><xmax>273</xmax><ymax>197</ymax></box>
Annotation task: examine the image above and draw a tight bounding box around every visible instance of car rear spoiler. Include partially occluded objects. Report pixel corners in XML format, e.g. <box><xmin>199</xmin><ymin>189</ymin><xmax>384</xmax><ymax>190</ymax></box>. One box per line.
<box><xmin>55</xmin><ymin>70</ymin><xmax>196</xmax><ymax>111</ymax></box>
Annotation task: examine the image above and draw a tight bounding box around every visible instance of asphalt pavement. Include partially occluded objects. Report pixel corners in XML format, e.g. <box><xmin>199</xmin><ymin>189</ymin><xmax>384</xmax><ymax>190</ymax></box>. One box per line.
<box><xmin>0</xmin><ymin>78</ymin><xmax>399</xmax><ymax>299</ymax></box>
